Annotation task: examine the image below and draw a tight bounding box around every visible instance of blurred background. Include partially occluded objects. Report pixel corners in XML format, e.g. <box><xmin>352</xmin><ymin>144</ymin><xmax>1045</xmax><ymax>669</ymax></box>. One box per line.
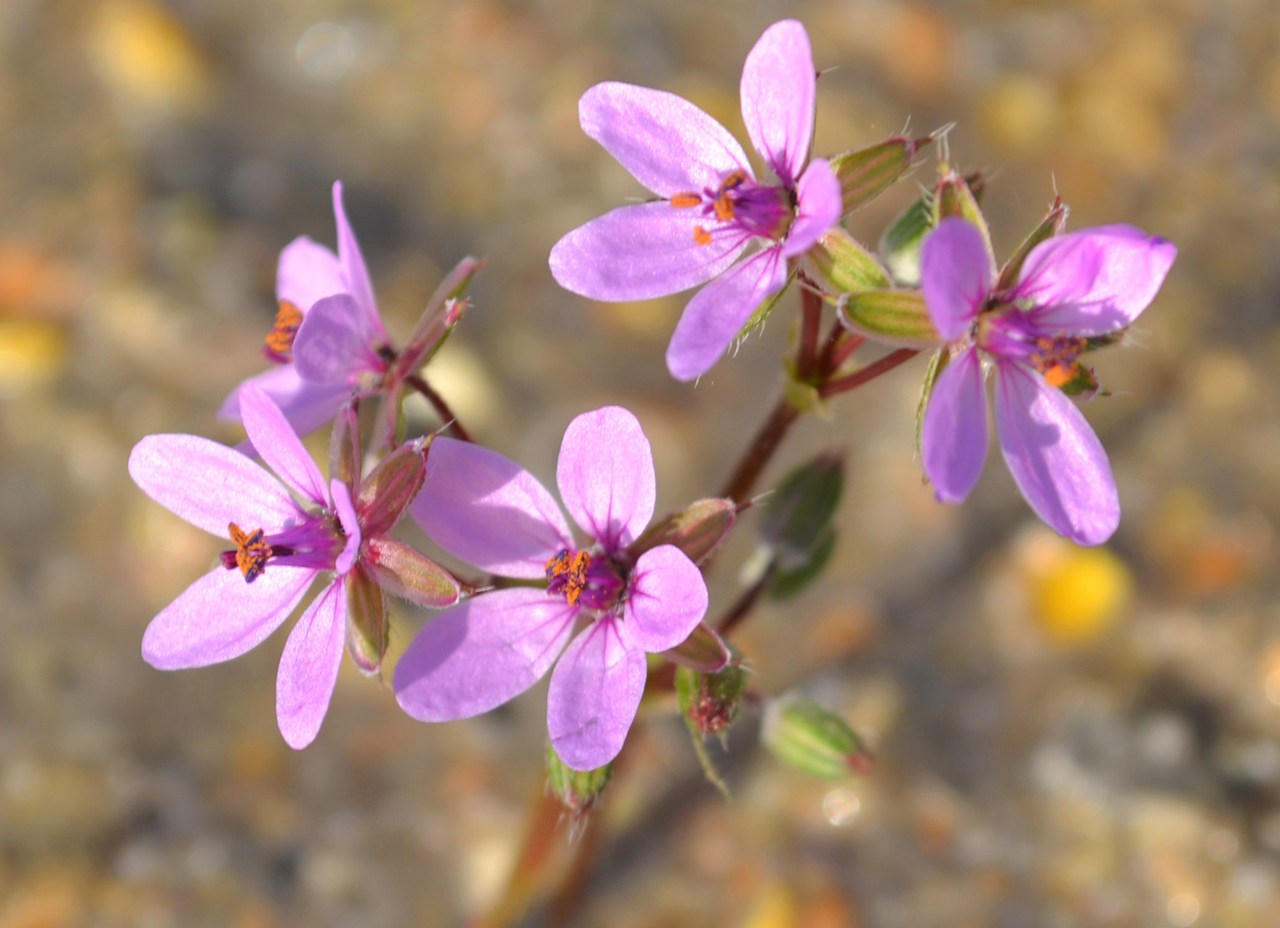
<box><xmin>2</xmin><ymin>0</ymin><xmax>1278</xmax><ymax>925</ymax></box>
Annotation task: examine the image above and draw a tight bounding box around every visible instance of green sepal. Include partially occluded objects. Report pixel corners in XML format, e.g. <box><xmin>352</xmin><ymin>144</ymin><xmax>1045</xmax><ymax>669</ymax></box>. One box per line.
<box><xmin>739</xmin><ymin>267</ymin><xmax>797</xmax><ymax>336</ymax></box>
<box><xmin>762</xmin><ymin>693</ymin><xmax>875</xmax><ymax>780</ymax></box>
<box><xmin>676</xmin><ymin>659</ymin><xmax>750</xmax><ymax>799</ymax></box>
<box><xmin>356</xmin><ymin>435</ymin><xmax>432</xmax><ymax>537</ymax></box>
<box><xmin>808</xmin><ymin>227</ymin><xmax>892</xmax><ymax>295</ymax></box>
<box><xmin>344</xmin><ymin>564</ymin><xmax>388</xmax><ymax>676</ymax></box>
<box><xmin>329</xmin><ymin>400</ymin><xmax>361</xmax><ymax>492</ymax></box>
<box><xmin>914</xmin><ymin>347</ymin><xmax>947</xmax><ymax>461</ymax></box>
<box><xmin>630</xmin><ymin>498</ymin><xmax>737</xmax><ymax>565</ymax></box>
<box><xmin>996</xmin><ymin>197</ymin><xmax>1069</xmax><ymax>292</ymax></box>
<box><xmin>838</xmin><ymin>289</ymin><xmax>940</xmax><ymax>348</ymax></box>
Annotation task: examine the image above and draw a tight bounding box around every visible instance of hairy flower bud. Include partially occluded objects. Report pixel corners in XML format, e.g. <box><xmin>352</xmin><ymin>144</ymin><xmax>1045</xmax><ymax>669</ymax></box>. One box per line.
<box><xmin>829</xmin><ymin>131</ymin><xmax>938</xmax><ymax>216</ymax></box>
<box><xmin>630</xmin><ymin>498</ymin><xmax>737</xmax><ymax>565</ymax></box>
<box><xmin>762</xmin><ymin>693</ymin><xmax>874</xmax><ymax>779</ymax></box>
<box><xmin>809</xmin><ymin>227</ymin><xmax>892</xmax><ymax>294</ymax></box>
<box><xmin>757</xmin><ymin>452</ymin><xmax>844</xmax><ymax>598</ymax></box>
<box><xmin>838</xmin><ymin>290</ymin><xmax>940</xmax><ymax>348</ymax></box>
<box><xmin>676</xmin><ymin>661</ymin><xmax>749</xmax><ymax>739</ymax></box>
<box><xmin>356</xmin><ymin>436</ymin><xmax>432</xmax><ymax>537</ymax></box>
<box><xmin>344</xmin><ymin>564</ymin><xmax>388</xmax><ymax>675</ymax></box>
<box><xmin>364</xmin><ymin>536</ymin><xmax>461</xmax><ymax>608</ymax></box>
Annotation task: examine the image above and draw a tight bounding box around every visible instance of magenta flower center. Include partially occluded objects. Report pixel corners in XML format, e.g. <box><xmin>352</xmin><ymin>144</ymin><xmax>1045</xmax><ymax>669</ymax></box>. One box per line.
<box><xmin>544</xmin><ymin>547</ymin><xmax>626</xmax><ymax>611</ymax></box>
<box><xmin>220</xmin><ymin>514</ymin><xmax>346</xmax><ymax>582</ymax></box>
<box><xmin>669</xmin><ymin>170</ymin><xmax>795</xmax><ymax>247</ymax></box>
<box><xmin>974</xmin><ymin>305</ymin><xmax>1090</xmax><ymax>389</ymax></box>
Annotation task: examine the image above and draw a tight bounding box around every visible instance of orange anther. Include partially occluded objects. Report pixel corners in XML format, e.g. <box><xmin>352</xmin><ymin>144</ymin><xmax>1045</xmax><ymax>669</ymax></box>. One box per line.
<box><xmin>229</xmin><ymin>522</ymin><xmax>273</xmax><ymax>582</ymax></box>
<box><xmin>669</xmin><ymin>192</ymin><xmax>701</xmax><ymax>209</ymax></box>
<box><xmin>264</xmin><ymin>301</ymin><xmax>303</xmax><ymax>357</ymax></box>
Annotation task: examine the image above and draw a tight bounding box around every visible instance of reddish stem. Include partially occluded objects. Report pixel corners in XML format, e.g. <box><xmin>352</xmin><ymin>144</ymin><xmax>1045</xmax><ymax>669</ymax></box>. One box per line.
<box><xmin>405</xmin><ymin>373</ymin><xmax>475</xmax><ymax>443</ymax></box>
<box><xmin>717</xmin><ymin>397</ymin><xmax>802</xmax><ymax>504</ymax></box>
<box><xmin>818</xmin><ymin>348</ymin><xmax>919</xmax><ymax>398</ymax></box>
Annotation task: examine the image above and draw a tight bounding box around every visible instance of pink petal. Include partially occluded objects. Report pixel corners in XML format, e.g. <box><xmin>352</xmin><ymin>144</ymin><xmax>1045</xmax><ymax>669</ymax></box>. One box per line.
<box><xmin>1018</xmin><ymin>225</ymin><xmax>1178</xmax><ymax>336</ymax></box>
<box><xmin>740</xmin><ymin>20</ymin><xmax>816</xmax><ymax>185</ymax></box>
<box><xmin>276</xmin><ymin>236</ymin><xmax>343</xmax><ymax>312</ymax></box>
<box><xmin>993</xmin><ymin>360</ymin><xmax>1119</xmax><ymax>545</ymax></box>
<box><xmin>331</xmin><ymin>181</ymin><xmax>385</xmax><ymax>340</ymax></box>
<box><xmin>666</xmin><ymin>246</ymin><xmax>788</xmax><ymax>381</ymax></box>
<box><xmin>556</xmin><ymin>406</ymin><xmax>656</xmax><ymax>551</ymax></box>
<box><xmin>782</xmin><ymin>158</ymin><xmax>841</xmax><ymax>258</ymax></box>
<box><xmin>129</xmin><ymin>434</ymin><xmax>299</xmax><ymax>537</ymax></box>
<box><xmin>411</xmin><ymin>437</ymin><xmax>573</xmax><ymax>579</ymax></box>
<box><xmin>393</xmin><ymin>588</ymin><xmax>578</xmax><ymax>721</ymax></box>
<box><xmin>619</xmin><ymin>545</ymin><xmax>708</xmax><ymax>653</ymax></box>
<box><xmin>578</xmin><ymin>82</ymin><xmax>750</xmax><ymax>196</ymax></box>
<box><xmin>218</xmin><ymin>366</ymin><xmax>351</xmax><ymax>440</ymax></box>
<box><xmin>549</xmin><ymin>202</ymin><xmax>748</xmax><ymax>301</ymax></box>
<box><xmin>292</xmin><ymin>294</ymin><xmax>382</xmax><ymax>385</ymax></box>
<box><xmin>546</xmin><ymin>619</ymin><xmax>647</xmax><ymax>770</ymax></box>
<box><xmin>142</xmin><ymin>566</ymin><xmax>315</xmax><ymax>669</ymax></box>
<box><xmin>922</xmin><ymin>346</ymin><xmax>990</xmax><ymax>503</ymax></box>
<box><xmin>921</xmin><ymin>218</ymin><xmax>995</xmax><ymax>340</ymax></box>
<box><xmin>276</xmin><ymin>577</ymin><xmax>347</xmax><ymax>749</ymax></box>
<box><xmin>239</xmin><ymin>385</ymin><xmax>329</xmax><ymax>507</ymax></box>
<box><xmin>331</xmin><ymin>479</ymin><xmax>361</xmax><ymax>575</ymax></box>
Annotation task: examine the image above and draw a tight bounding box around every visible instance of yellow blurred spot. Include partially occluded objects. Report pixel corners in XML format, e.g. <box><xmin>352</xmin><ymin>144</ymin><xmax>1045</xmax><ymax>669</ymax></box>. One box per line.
<box><xmin>740</xmin><ymin>885</ymin><xmax>799</xmax><ymax>928</ymax></box>
<box><xmin>1021</xmin><ymin>532</ymin><xmax>1131</xmax><ymax>646</ymax></box>
<box><xmin>91</xmin><ymin>0</ymin><xmax>210</xmax><ymax>116</ymax></box>
<box><xmin>0</xmin><ymin>319</ymin><xmax>67</xmax><ymax>394</ymax></box>
<box><xmin>980</xmin><ymin>74</ymin><xmax>1061</xmax><ymax>155</ymax></box>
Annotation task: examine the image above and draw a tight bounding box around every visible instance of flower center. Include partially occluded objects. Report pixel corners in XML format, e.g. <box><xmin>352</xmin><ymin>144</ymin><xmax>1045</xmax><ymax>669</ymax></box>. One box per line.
<box><xmin>263</xmin><ymin>301</ymin><xmax>303</xmax><ymax>364</ymax></box>
<box><xmin>219</xmin><ymin>515</ymin><xmax>346</xmax><ymax>583</ymax></box>
<box><xmin>669</xmin><ymin>170</ymin><xmax>795</xmax><ymax>246</ymax></box>
<box><xmin>223</xmin><ymin>522</ymin><xmax>289</xmax><ymax>582</ymax></box>
<box><xmin>545</xmin><ymin>547</ymin><xmax>627</xmax><ymax>610</ymax></box>
<box><xmin>976</xmin><ymin>307</ymin><xmax>1093</xmax><ymax>390</ymax></box>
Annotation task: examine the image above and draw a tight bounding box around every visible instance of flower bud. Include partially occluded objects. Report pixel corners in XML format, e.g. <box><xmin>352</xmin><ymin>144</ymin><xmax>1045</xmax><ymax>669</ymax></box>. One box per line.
<box><xmin>838</xmin><ymin>290</ymin><xmax>940</xmax><ymax>348</ymax></box>
<box><xmin>344</xmin><ymin>564</ymin><xmax>388</xmax><ymax>675</ymax></box>
<box><xmin>545</xmin><ymin>740</ymin><xmax>611</xmax><ymax>820</ymax></box>
<box><xmin>762</xmin><ymin>693</ymin><xmax>874</xmax><ymax>779</ymax></box>
<box><xmin>829</xmin><ymin>131</ymin><xmax>938</xmax><ymax>216</ymax></box>
<box><xmin>759</xmin><ymin>452</ymin><xmax>843</xmax><ymax>570</ymax></box>
<box><xmin>364</xmin><ymin>536</ymin><xmax>461</xmax><ymax>608</ymax></box>
<box><xmin>676</xmin><ymin>660</ymin><xmax>749</xmax><ymax>739</ymax></box>
<box><xmin>933</xmin><ymin>164</ymin><xmax>992</xmax><ymax>258</ymax></box>
<box><xmin>396</xmin><ymin>256</ymin><xmax>483</xmax><ymax>377</ymax></box>
<box><xmin>808</xmin><ymin>227</ymin><xmax>891</xmax><ymax>294</ymax></box>
<box><xmin>630</xmin><ymin>498</ymin><xmax>737</xmax><ymax>565</ymax></box>
<box><xmin>356</xmin><ymin>436</ymin><xmax>432</xmax><ymax>537</ymax></box>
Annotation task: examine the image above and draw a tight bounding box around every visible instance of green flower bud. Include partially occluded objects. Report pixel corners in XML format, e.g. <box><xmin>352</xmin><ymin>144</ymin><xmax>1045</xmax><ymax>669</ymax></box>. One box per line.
<box><xmin>763</xmin><ymin>693</ymin><xmax>874</xmax><ymax>779</ymax></box>
<box><xmin>933</xmin><ymin>164</ymin><xmax>992</xmax><ymax>260</ymax></box>
<box><xmin>356</xmin><ymin>436</ymin><xmax>433</xmax><ymax>538</ymax></box>
<box><xmin>808</xmin><ymin>227</ymin><xmax>892</xmax><ymax>295</ymax></box>
<box><xmin>396</xmin><ymin>256</ymin><xmax>482</xmax><ymax>378</ymax></box>
<box><xmin>759</xmin><ymin>452</ymin><xmax>844</xmax><ymax>573</ymax></box>
<box><xmin>829</xmin><ymin>131</ymin><xmax>939</xmax><ymax>216</ymax></box>
<box><xmin>546</xmin><ymin>741</ymin><xmax>611</xmax><ymax>820</ymax></box>
<box><xmin>838</xmin><ymin>290</ymin><xmax>941</xmax><ymax>348</ymax></box>
<box><xmin>676</xmin><ymin>660</ymin><xmax>749</xmax><ymax>739</ymax></box>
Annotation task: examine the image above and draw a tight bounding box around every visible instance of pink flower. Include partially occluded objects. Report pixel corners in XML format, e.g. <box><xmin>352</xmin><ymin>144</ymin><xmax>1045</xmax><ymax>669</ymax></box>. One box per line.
<box><xmin>130</xmin><ymin>387</ymin><xmax>458</xmax><ymax>748</ymax></box>
<box><xmin>219</xmin><ymin>181</ymin><xmax>392</xmax><ymax>437</ymax></box>
<box><xmin>549</xmin><ymin>20</ymin><xmax>841</xmax><ymax>381</ymax></box>
<box><xmin>920</xmin><ymin>217</ymin><xmax>1176</xmax><ymax>544</ymax></box>
<box><xmin>395</xmin><ymin>407</ymin><xmax>708</xmax><ymax>770</ymax></box>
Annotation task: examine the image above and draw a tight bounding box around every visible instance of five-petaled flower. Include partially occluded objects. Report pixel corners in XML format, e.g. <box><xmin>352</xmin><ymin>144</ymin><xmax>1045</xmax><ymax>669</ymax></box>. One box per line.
<box><xmin>919</xmin><ymin>217</ymin><xmax>1176</xmax><ymax>545</ymax></box>
<box><xmin>130</xmin><ymin>386</ymin><xmax>459</xmax><ymax>749</ymax></box>
<box><xmin>549</xmin><ymin>19</ymin><xmax>841</xmax><ymax>382</ymax></box>
<box><xmin>219</xmin><ymin>181</ymin><xmax>394</xmax><ymax>438</ymax></box>
<box><xmin>395</xmin><ymin>406</ymin><xmax>709</xmax><ymax>770</ymax></box>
